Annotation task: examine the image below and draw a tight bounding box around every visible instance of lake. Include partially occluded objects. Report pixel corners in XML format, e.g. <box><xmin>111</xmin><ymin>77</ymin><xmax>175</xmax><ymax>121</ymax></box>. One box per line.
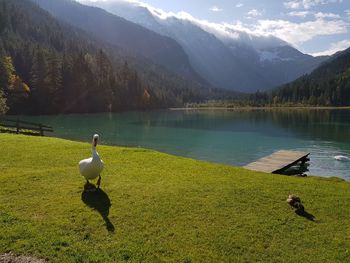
<box><xmin>18</xmin><ymin>109</ymin><xmax>350</xmax><ymax>181</ymax></box>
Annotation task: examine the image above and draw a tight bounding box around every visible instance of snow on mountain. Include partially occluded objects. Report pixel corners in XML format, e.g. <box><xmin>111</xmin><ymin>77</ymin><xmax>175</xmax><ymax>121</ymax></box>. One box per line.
<box><xmin>259</xmin><ymin>50</ymin><xmax>294</xmax><ymax>62</ymax></box>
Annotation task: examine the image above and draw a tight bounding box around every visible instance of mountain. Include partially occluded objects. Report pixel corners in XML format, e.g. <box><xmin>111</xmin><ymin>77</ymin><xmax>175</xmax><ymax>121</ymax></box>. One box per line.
<box><xmin>252</xmin><ymin>48</ymin><xmax>350</xmax><ymax>106</ymax></box>
<box><xmin>256</xmin><ymin>45</ymin><xmax>327</xmax><ymax>88</ymax></box>
<box><xmin>85</xmin><ymin>0</ymin><xmax>328</xmax><ymax>92</ymax></box>
<box><xmin>31</xmin><ymin>0</ymin><xmax>207</xmax><ymax>86</ymax></box>
<box><xmin>0</xmin><ymin>0</ymin><xmax>216</xmax><ymax>115</ymax></box>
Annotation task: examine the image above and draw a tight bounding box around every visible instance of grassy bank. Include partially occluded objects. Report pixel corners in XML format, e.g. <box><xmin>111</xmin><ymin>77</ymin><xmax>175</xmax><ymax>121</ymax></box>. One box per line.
<box><xmin>0</xmin><ymin>134</ymin><xmax>349</xmax><ymax>262</ymax></box>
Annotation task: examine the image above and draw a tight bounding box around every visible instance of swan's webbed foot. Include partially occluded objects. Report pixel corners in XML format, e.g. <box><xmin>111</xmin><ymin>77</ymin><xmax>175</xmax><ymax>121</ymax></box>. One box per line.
<box><xmin>97</xmin><ymin>175</ymin><xmax>101</xmax><ymax>189</ymax></box>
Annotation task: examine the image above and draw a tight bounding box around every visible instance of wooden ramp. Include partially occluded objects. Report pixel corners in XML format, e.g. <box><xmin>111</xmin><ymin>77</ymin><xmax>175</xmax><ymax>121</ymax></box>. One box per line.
<box><xmin>244</xmin><ymin>150</ymin><xmax>310</xmax><ymax>174</ymax></box>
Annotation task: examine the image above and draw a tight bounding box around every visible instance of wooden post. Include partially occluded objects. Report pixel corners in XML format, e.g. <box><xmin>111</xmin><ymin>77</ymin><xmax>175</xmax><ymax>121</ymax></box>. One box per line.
<box><xmin>16</xmin><ymin>119</ymin><xmax>19</xmax><ymax>134</ymax></box>
<box><xmin>301</xmin><ymin>157</ymin><xmax>310</xmax><ymax>165</ymax></box>
<box><xmin>39</xmin><ymin>124</ymin><xmax>44</xmax><ymax>136</ymax></box>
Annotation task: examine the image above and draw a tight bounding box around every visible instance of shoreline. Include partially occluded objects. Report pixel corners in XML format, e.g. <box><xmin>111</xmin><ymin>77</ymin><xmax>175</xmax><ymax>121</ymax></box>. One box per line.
<box><xmin>6</xmin><ymin>133</ymin><xmax>348</xmax><ymax>183</ymax></box>
<box><xmin>170</xmin><ymin>106</ymin><xmax>350</xmax><ymax>111</ymax></box>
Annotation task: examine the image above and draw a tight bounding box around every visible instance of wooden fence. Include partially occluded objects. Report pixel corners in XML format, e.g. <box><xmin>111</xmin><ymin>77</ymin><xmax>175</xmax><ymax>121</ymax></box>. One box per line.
<box><xmin>0</xmin><ymin>118</ymin><xmax>53</xmax><ymax>136</ymax></box>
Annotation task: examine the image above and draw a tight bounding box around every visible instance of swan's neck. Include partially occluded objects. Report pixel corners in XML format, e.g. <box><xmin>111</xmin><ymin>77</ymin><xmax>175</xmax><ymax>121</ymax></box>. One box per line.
<box><xmin>92</xmin><ymin>146</ymin><xmax>99</xmax><ymax>159</ymax></box>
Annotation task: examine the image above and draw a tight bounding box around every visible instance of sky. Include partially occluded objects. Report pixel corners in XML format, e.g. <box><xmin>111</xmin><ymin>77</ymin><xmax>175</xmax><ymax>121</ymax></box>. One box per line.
<box><xmin>84</xmin><ymin>0</ymin><xmax>350</xmax><ymax>56</ymax></box>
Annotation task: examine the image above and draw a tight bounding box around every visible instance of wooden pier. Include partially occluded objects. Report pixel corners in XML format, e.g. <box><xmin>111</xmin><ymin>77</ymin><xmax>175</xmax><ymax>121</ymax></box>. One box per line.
<box><xmin>244</xmin><ymin>150</ymin><xmax>310</xmax><ymax>174</ymax></box>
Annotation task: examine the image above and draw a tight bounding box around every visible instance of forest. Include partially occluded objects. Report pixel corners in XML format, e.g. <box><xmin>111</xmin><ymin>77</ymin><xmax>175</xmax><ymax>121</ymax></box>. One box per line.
<box><xmin>0</xmin><ymin>0</ymin><xmax>216</xmax><ymax>115</ymax></box>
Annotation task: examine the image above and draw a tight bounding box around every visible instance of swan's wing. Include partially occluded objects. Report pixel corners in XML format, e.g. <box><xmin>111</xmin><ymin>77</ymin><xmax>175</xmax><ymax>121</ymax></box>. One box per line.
<box><xmin>79</xmin><ymin>158</ymin><xmax>92</xmax><ymax>174</ymax></box>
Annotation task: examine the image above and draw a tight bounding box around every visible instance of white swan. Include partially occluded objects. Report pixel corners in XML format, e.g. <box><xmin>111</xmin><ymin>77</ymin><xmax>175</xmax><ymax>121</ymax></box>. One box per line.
<box><xmin>79</xmin><ymin>134</ymin><xmax>104</xmax><ymax>188</ymax></box>
<box><xmin>334</xmin><ymin>155</ymin><xmax>350</xmax><ymax>161</ymax></box>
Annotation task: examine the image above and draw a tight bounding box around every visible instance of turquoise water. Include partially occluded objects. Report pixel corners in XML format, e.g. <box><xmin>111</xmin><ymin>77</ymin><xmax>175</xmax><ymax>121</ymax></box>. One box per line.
<box><xmin>19</xmin><ymin>109</ymin><xmax>350</xmax><ymax>180</ymax></box>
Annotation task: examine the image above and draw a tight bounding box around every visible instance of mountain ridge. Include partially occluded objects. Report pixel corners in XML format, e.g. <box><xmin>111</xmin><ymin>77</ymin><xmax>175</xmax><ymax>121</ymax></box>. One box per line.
<box><xmin>86</xmin><ymin>0</ymin><xmax>329</xmax><ymax>92</ymax></box>
<box><xmin>31</xmin><ymin>0</ymin><xmax>208</xmax><ymax>87</ymax></box>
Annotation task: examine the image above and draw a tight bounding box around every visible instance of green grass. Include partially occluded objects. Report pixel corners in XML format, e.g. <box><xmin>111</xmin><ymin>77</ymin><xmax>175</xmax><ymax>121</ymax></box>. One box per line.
<box><xmin>0</xmin><ymin>134</ymin><xmax>349</xmax><ymax>262</ymax></box>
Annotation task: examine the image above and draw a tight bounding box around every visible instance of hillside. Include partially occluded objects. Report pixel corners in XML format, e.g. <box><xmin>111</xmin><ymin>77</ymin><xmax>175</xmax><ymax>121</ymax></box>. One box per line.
<box><xmin>268</xmin><ymin>47</ymin><xmax>350</xmax><ymax>106</ymax></box>
<box><xmin>0</xmin><ymin>134</ymin><xmax>349</xmax><ymax>262</ymax></box>
<box><xmin>31</xmin><ymin>0</ymin><xmax>206</xmax><ymax>87</ymax></box>
<box><xmin>0</xmin><ymin>0</ymin><xmax>215</xmax><ymax>115</ymax></box>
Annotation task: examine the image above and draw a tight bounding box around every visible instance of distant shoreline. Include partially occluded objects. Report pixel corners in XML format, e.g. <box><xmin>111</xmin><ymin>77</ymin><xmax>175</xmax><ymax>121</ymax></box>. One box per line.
<box><xmin>170</xmin><ymin>106</ymin><xmax>350</xmax><ymax>111</ymax></box>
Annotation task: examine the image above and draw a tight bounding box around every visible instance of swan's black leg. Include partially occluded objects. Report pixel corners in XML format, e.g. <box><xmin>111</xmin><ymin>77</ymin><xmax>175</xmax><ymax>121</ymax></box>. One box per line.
<box><xmin>97</xmin><ymin>175</ymin><xmax>101</xmax><ymax>189</ymax></box>
<box><xmin>84</xmin><ymin>179</ymin><xmax>92</xmax><ymax>192</ymax></box>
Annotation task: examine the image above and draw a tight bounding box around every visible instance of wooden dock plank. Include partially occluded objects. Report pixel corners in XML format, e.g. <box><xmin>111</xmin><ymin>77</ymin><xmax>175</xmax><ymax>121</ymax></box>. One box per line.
<box><xmin>244</xmin><ymin>150</ymin><xmax>310</xmax><ymax>174</ymax></box>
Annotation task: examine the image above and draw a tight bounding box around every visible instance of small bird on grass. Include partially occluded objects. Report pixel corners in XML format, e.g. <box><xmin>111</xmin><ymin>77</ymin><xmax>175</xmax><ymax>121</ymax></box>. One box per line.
<box><xmin>79</xmin><ymin>134</ymin><xmax>104</xmax><ymax>191</ymax></box>
<box><xmin>287</xmin><ymin>194</ymin><xmax>304</xmax><ymax>211</ymax></box>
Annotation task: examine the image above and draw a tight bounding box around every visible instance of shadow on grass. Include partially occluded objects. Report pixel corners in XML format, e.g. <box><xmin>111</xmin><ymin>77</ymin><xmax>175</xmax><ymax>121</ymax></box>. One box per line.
<box><xmin>81</xmin><ymin>183</ymin><xmax>115</xmax><ymax>233</ymax></box>
<box><xmin>295</xmin><ymin>209</ymin><xmax>316</xmax><ymax>221</ymax></box>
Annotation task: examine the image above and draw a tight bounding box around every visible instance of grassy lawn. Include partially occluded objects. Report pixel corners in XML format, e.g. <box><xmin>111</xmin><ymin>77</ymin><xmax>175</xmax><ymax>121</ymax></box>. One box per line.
<box><xmin>0</xmin><ymin>134</ymin><xmax>349</xmax><ymax>262</ymax></box>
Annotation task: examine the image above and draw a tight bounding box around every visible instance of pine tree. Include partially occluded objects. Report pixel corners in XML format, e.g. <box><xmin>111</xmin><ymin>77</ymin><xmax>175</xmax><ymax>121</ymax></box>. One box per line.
<box><xmin>30</xmin><ymin>49</ymin><xmax>49</xmax><ymax>113</ymax></box>
<box><xmin>46</xmin><ymin>53</ymin><xmax>63</xmax><ymax>112</ymax></box>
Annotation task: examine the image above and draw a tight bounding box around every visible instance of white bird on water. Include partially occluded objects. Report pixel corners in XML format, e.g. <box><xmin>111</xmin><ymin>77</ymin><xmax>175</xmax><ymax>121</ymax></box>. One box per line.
<box><xmin>334</xmin><ymin>155</ymin><xmax>350</xmax><ymax>162</ymax></box>
<box><xmin>79</xmin><ymin>134</ymin><xmax>104</xmax><ymax>188</ymax></box>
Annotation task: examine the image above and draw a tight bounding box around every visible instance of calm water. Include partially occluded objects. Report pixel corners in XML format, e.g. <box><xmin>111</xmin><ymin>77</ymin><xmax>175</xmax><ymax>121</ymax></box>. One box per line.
<box><xmin>19</xmin><ymin>109</ymin><xmax>350</xmax><ymax>181</ymax></box>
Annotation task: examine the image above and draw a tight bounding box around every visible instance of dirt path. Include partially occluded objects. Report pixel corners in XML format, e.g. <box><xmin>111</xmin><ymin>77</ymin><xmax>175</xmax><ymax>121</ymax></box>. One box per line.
<box><xmin>0</xmin><ymin>253</ymin><xmax>47</xmax><ymax>263</ymax></box>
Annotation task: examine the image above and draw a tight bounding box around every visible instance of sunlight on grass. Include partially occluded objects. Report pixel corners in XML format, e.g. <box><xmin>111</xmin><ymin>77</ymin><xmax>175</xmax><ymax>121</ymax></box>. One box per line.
<box><xmin>0</xmin><ymin>134</ymin><xmax>349</xmax><ymax>262</ymax></box>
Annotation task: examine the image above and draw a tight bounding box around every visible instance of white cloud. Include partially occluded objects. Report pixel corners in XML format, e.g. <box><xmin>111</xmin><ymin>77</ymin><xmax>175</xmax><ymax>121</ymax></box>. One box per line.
<box><xmin>288</xmin><ymin>11</ymin><xmax>341</xmax><ymax>19</ymax></box>
<box><xmin>311</xmin><ymin>39</ymin><xmax>350</xmax><ymax>56</ymax></box>
<box><xmin>210</xmin><ymin>6</ymin><xmax>223</xmax><ymax>12</ymax></box>
<box><xmin>288</xmin><ymin>11</ymin><xmax>311</xmax><ymax>17</ymax></box>
<box><xmin>250</xmin><ymin>18</ymin><xmax>348</xmax><ymax>45</ymax></box>
<box><xmin>142</xmin><ymin>1</ymin><xmax>348</xmax><ymax>48</ymax></box>
<box><xmin>345</xmin><ymin>10</ymin><xmax>350</xmax><ymax>16</ymax></box>
<box><xmin>284</xmin><ymin>1</ymin><xmax>302</xmax><ymax>9</ymax></box>
<box><xmin>314</xmin><ymin>12</ymin><xmax>340</xmax><ymax>19</ymax></box>
<box><xmin>284</xmin><ymin>0</ymin><xmax>343</xmax><ymax>10</ymax></box>
<box><xmin>160</xmin><ymin>12</ymin><xmax>348</xmax><ymax>49</ymax></box>
<box><xmin>236</xmin><ymin>3</ymin><xmax>244</xmax><ymax>8</ymax></box>
<box><xmin>247</xmin><ymin>9</ymin><xmax>263</xmax><ymax>18</ymax></box>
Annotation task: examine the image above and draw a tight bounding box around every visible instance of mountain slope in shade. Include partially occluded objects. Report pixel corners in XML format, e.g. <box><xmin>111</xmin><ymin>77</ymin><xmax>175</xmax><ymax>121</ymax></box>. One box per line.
<box><xmin>269</xmin><ymin>47</ymin><xmax>350</xmax><ymax>106</ymax></box>
<box><xmin>81</xmin><ymin>0</ymin><xmax>269</xmax><ymax>92</ymax></box>
<box><xmin>86</xmin><ymin>0</ymin><xmax>329</xmax><ymax>92</ymax></box>
<box><xmin>31</xmin><ymin>0</ymin><xmax>207</xmax><ymax>86</ymax></box>
<box><xmin>256</xmin><ymin>45</ymin><xmax>328</xmax><ymax>86</ymax></box>
<box><xmin>155</xmin><ymin>17</ymin><xmax>271</xmax><ymax>92</ymax></box>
